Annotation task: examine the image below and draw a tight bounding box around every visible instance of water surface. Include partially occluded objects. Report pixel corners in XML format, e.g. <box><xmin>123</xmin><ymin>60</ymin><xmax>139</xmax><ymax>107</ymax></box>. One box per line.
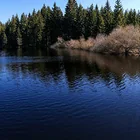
<box><xmin>1</xmin><ymin>49</ymin><xmax>140</xmax><ymax>140</ymax></box>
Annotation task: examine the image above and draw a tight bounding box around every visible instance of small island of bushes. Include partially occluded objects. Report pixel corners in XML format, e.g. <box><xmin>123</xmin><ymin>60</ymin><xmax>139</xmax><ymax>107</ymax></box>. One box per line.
<box><xmin>51</xmin><ymin>25</ymin><xmax>140</xmax><ymax>56</ymax></box>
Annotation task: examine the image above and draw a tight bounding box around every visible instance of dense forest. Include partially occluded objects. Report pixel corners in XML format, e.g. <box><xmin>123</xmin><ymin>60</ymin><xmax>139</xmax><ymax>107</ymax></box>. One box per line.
<box><xmin>0</xmin><ymin>0</ymin><xmax>140</xmax><ymax>49</ymax></box>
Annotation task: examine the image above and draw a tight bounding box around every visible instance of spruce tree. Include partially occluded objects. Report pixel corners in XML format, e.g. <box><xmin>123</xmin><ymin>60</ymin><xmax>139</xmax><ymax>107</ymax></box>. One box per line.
<box><xmin>36</xmin><ymin>11</ymin><xmax>44</xmax><ymax>46</ymax></box>
<box><xmin>2</xmin><ymin>32</ymin><xmax>7</xmax><ymax>47</ymax></box>
<box><xmin>7</xmin><ymin>16</ymin><xmax>18</xmax><ymax>47</ymax></box>
<box><xmin>132</xmin><ymin>9</ymin><xmax>137</xmax><ymax>26</ymax></box>
<box><xmin>41</xmin><ymin>4</ymin><xmax>47</xmax><ymax>19</ymax></box>
<box><xmin>64</xmin><ymin>0</ymin><xmax>78</xmax><ymax>39</ymax></box>
<box><xmin>85</xmin><ymin>4</ymin><xmax>96</xmax><ymax>38</ymax></box>
<box><xmin>76</xmin><ymin>4</ymin><xmax>85</xmax><ymax>38</ymax></box>
<box><xmin>51</xmin><ymin>3</ymin><xmax>63</xmax><ymax>43</ymax></box>
<box><xmin>44</xmin><ymin>6</ymin><xmax>52</xmax><ymax>46</ymax></box>
<box><xmin>124</xmin><ymin>10</ymin><xmax>128</xmax><ymax>25</ymax></box>
<box><xmin>27</xmin><ymin>9</ymin><xmax>44</xmax><ymax>47</ymax></box>
<box><xmin>0</xmin><ymin>23</ymin><xmax>7</xmax><ymax>47</ymax></box>
<box><xmin>95</xmin><ymin>5</ymin><xmax>105</xmax><ymax>34</ymax></box>
<box><xmin>27</xmin><ymin>10</ymin><xmax>36</xmax><ymax>46</ymax></box>
<box><xmin>137</xmin><ymin>11</ymin><xmax>140</xmax><ymax>25</ymax></box>
<box><xmin>114</xmin><ymin>0</ymin><xmax>124</xmax><ymax>28</ymax></box>
<box><xmin>16</xmin><ymin>27</ymin><xmax>22</xmax><ymax>47</ymax></box>
<box><xmin>20</xmin><ymin>13</ymin><xmax>28</xmax><ymax>46</ymax></box>
<box><xmin>127</xmin><ymin>9</ymin><xmax>133</xmax><ymax>25</ymax></box>
<box><xmin>41</xmin><ymin>5</ymin><xmax>48</xmax><ymax>46</ymax></box>
<box><xmin>103</xmin><ymin>0</ymin><xmax>113</xmax><ymax>34</ymax></box>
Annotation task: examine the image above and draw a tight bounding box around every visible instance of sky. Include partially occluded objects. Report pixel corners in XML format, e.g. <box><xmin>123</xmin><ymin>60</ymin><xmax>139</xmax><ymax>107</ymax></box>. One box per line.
<box><xmin>0</xmin><ymin>0</ymin><xmax>140</xmax><ymax>23</ymax></box>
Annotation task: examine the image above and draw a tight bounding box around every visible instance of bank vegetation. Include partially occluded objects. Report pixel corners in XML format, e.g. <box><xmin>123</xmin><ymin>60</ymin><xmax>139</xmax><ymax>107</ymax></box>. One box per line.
<box><xmin>51</xmin><ymin>26</ymin><xmax>140</xmax><ymax>56</ymax></box>
<box><xmin>0</xmin><ymin>0</ymin><xmax>140</xmax><ymax>52</ymax></box>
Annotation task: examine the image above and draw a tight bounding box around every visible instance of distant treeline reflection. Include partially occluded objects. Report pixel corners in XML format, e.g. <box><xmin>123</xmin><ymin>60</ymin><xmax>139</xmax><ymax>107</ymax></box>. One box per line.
<box><xmin>1</xmin><ymin>49</ymin><xmax>140</xmax><ymax>91</ymax></box>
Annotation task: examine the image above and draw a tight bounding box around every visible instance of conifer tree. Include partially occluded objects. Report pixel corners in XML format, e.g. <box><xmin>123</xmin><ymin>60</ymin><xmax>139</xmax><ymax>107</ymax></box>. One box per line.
<box><xmin>1</xmin><ymin>32</ymin><xmax>7</xmax><ymax>46</ymax></box>
<box><xmin>137</xmin><ymin>11</ymin><xmax>140</xmax><ymax>25</ymax></box>
<box><xmin>7</xmin><ymin>16</ymin><xmax>18</xmax><ymax>47</ymax></box>
<box><xmin>41</xmin><ymin>4</ymin><xmax>47</xmax><ymax>19</ymax></box>
<box><xmin>36</xmin><ymin>11</ymin><xmax>44</xmax><ymax>46</ymax></box>
<box><xmin>27</xmin><ymin>9</ymin><xmax>37</xmax><ymax>46</ymax></box>
<box><xmin>20</xmin><ymin>13</ymin><xmax>28</xmax><ymax>46</ymax></box>
<box><xmin>41</xmin><ymin>5</ymin><xmax>48</xmax><ymax>46</ymax></box>
<box><xmin>124</xmin><ymin>10</ymin><xmax>128</xmax><ymax>25</ymax></box>
<box><xmin>27</xmin><ymin>9</ymin><xmax>44</xmax><ymax>47</ymax></box>
<box><xmin>103</xmin><ymin>0</ymin><xmax>113</xmax><ymax>34</ymax></box>
<box><xmin>51</xmin><ymin>3</ymin><xmax>63</xmax><ymax>43</ymax></box>
<box><xmin>95</xmin><ymin>5</ymin><xmax>105</xmax><ymax>34</ymax></box>
<box><xmin>16</xmin><ymin>27</ymin><xmax>22</xmax><ymax>46</ymax></box>
<box><xmin>0</xmin><ymin>23</ymin><xmax>7</xmax><ymax>47</ymax></box>
<box><xmin>44</xmin><ymin>6</ymin><xmax>52</xmax><ymax>46</ymax></box>
<box><xmin>114</xmin><ymin>0</ymin><xmax>124</xmax><ymax>28</ymax></box>
<box><xmin>126</xmin><ymin>9</ymin><xmax>134</xmax><ymax>25</ymax></box>
<box><xmin>132</xmin><ymin>9</ymin><xmax>137</xmax><ymax>26</ymax></box>
<box><xmin>76</xmin><ymin>4</ymin><xmax>85</xmax><ymax>37</ymax></box>
<box><xmin>85</xmin><ymin>4</ymin><xmax>96</xmax><ymax>38</ymax></box>
<box><xmin>64</xmin><ymin>0</ymin><xmax>78</xmax><ymax>39</ymax></box>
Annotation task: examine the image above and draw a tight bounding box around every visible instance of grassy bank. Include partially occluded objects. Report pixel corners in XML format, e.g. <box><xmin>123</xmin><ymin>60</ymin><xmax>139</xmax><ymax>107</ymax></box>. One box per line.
<box><xmin>50</xmin><ymin>26</ymin><xmax>140</xmax><ymax>56</ymax></box>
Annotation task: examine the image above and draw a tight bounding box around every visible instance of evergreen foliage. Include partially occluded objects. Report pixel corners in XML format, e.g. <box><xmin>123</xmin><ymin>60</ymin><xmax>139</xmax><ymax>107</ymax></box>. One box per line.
<box><xmin>95</xmin><ymin>5</ymin><xmax>105</xmax><ymax>34</ymax></box>
<box><xmin>114</xmin><ymin>0</ymin><xmax>124</xmax><ymax>27</ymax></box>
<box><xmin>103</xmin><ymin>0</ymin><xmax>113</xmax><ymax>34</ymax></box>
<box><xmin>0</xmin><ymin>0</ymin><xmax>140</xmax><ymax>48</ymax></box>
<box><xmin>64</xmin><ymin>0</ymin><xmax>78</xmax><ymax>39</ymax></box>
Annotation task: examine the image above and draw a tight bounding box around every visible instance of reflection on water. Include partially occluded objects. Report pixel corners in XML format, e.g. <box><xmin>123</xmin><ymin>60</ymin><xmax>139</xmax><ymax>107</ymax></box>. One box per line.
<box><xmin>1</xmin><ymin>49</ymin><xmax>140</xmax><ymax>140</ymax></box>
<box><xmin>3</xmin><ymin>48</ymin><xmax>140</xmax><ymax>92</ymax></box>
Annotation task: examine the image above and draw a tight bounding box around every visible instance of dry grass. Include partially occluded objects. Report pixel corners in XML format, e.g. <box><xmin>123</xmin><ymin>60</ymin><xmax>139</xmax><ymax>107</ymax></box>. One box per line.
<box><xmin>52</xmin><ymin>25</ymin><xmax>140</xmax><ymax>56</ymax></box>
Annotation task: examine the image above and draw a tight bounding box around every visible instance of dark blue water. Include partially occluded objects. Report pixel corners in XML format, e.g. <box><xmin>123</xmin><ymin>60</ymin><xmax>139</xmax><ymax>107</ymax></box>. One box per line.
<box><xmin>1</xmin><ymin>49</ymin><xmax>140</xmax><ymax>140</ymax></box>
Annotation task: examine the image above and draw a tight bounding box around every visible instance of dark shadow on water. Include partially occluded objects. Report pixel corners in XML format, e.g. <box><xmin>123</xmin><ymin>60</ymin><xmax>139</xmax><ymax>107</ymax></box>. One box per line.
<box><xmin>1</xmin><ymin>48</ymin><xmax>140</xmax><ymax>91</ymax></box>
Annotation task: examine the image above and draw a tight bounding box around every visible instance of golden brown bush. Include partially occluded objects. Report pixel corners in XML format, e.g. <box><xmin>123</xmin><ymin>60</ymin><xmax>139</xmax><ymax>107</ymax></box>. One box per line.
<box><xmin>52</xmin><ymin>26</ymin><xmax>140</xmax><ymax>56</ymax></box>
<box><xmin>65</xmin><ymin>37</ymin><xmax>94</xmax><ymax>50</ymax></box>
<box><xmin>92</xmin><ymin>26</ymin><xmax>140</xmax><ymax>55</ymax></box>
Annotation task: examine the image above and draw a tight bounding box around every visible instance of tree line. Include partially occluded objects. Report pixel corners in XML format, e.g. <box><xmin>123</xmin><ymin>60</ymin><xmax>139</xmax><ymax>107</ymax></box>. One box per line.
<box><xmin>0</xmin><ymin>0</ymin><xmax>140</xmax><ymax>48</ymax></box>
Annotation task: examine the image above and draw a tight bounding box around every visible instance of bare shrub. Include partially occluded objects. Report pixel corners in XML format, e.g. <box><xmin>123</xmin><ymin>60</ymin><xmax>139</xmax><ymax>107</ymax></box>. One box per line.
<box><xmin>65</xmin><ymin>37</ymin><xmax>94</xmax><ymax>50</ymax></box>
<box><xmin>53</xmin><ymin>26</ymin><xmax>140</xmax><ymax>56</ymax></box>
<box><xmin>53</xmin><ymin>37</ymin><xmax>95</xmax><ymax>50</ymax></box>
<box><xmin>92</xmin><ymin>25</ymin><xmax>140</xmax><ymax>55</ymax></box>
<box><xmin>57</xmin><ymin>37</ymin><xmax>64</xmax><ymax>43</ymax></box>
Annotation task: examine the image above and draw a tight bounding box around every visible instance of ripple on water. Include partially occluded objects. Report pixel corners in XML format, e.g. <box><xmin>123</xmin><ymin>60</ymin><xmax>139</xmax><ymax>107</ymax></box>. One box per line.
<box><xmin>1</xmin><ymin>50</ymin><xmax>140</xmax><ymax>139</ymax></box>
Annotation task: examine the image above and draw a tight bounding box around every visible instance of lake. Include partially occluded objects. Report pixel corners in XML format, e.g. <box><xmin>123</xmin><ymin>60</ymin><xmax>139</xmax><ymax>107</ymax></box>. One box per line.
<box><xmin>1</xmin><ymin>48</ymin><xmax>140</xmax><ymax>140</ymax></box>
